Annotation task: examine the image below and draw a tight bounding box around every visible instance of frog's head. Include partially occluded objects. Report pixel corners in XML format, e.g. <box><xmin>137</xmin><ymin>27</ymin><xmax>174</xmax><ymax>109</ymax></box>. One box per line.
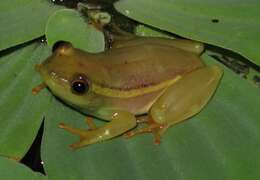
<box><xmin>37</xmin><ymin>41</ymin><xmax>103</xmax><ymax>110</ymax></box>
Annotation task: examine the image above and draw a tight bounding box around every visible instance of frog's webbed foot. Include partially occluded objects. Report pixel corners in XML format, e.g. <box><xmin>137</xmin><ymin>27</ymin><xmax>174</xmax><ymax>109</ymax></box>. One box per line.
<box><xmin>59</xmin><ymin>111</ymin><xmax>136</xmax><ymax>150</ymax></box>
<box><xmin>124</xmin><ymin>116</ymin><xmax>167</xmax><ymax>145</ymax></box>
<box><xmin>59</xmin><ymin>117</ymin><xmax>95</xmax><ymax>135</ymax></box>
<box><xmin>58</xmin><ymin>117</ymin><xmax>96</xmax><ymax>149</ymax></box>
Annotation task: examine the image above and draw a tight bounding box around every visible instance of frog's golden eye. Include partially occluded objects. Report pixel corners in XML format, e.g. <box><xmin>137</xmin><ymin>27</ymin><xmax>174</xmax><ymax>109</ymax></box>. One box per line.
<box><xmin>71</xmin><ymin>74</ymin><xmax>89</xmax><ymax>95</ymax></box>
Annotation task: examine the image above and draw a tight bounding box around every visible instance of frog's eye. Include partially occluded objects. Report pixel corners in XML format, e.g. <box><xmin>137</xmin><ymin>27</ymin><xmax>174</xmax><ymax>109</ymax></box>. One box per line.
<box><xmin>71</xmin><ymin>74</ymin><xmax>89</xmax><ymax>95</ymax></box>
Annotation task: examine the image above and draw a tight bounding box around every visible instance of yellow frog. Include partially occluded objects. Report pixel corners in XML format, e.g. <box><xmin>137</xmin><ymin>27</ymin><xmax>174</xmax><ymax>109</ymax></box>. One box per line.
<box><xmin>34</xmin><ymin>37</ymin><xmax>223</xmax><ymax>150</ymax></box>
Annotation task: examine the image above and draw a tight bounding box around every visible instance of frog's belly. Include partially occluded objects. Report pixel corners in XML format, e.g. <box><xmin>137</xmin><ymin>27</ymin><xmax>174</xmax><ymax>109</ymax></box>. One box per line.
<box><xmin>108</xmin><ymin>88</ymin><xmax>165</xmax><ymax>115</ymax></box>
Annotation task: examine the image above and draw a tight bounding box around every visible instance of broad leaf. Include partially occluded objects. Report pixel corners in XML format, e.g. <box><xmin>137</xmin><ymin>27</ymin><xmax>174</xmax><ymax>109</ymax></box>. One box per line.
<box><xmin>0</xmin><ymin>157</ymin><xmax>47</xmax><ymax>180</ymax></box>
<box><xmin>0</xmin><ymin>0</ymin><xmax>62</xmax><ymax>51</ymax></box>
<box><xmin>46</xmin><ymin>9</ymin><xmax>105</xmax><ymax>53</ymax></box>
<box><xmin>0</xmin><ymin>43</ymin><xmax>52</xmax><ymax>158</ymax></box>
<box><xmin>115</xmin><ymin>0</ymin><xmax>260</xmax><ymax>66</ymax></box>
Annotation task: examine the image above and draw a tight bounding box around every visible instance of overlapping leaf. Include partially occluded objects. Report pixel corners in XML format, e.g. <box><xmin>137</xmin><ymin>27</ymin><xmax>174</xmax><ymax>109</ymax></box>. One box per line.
<box><xmin>115</xmin><ymin>0</ymin><xmax>260</xmax><ymax>66</ymax></box>
<box><xmin>0</xmin><ymin>0</ymin><xmax>62</xmax><ymax>51</ymax></box>
<box><xmin>0</xmin><ymin>43</ymin><xmax>52</xmax><ymax>158</ymax></box>
<box><xmin>0</xmin><ymin>157</ymin><xmax>47</xmax><ymax>180</ymax></box>
<box><xmin>45</xmin><ymin>9</ymin><xmax>105</xmax><ymax>53</ymax></box>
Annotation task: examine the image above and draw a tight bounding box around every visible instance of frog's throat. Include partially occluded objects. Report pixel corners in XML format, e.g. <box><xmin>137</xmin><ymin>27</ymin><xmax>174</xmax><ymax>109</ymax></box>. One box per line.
<box><xmin>91</xmin><ymin>75</ymin><xmax>182</xmax><ymax>98</ymax></box>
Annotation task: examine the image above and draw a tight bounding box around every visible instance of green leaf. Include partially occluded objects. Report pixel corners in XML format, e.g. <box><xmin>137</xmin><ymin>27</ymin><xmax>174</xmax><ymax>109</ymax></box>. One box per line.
<box><xmin>135</xmin><ymin>25</ymin><xmax>174</xmax><ymax>39</ymax></box>
<box><xmin>41</xmin><ymin>54</ymin><xmax>260</xmax><ymax>179</ymax></box>
<box><xmin>0</xmin><ymin>42</ymin><xmax>52</xmax><ymax>158</ymax></box>
<box><xmin>0</xmin><ymin>0</ymin><xmax>62</xmax><ymax>51</ymax></box>
<box><xmin>115</xmin><ymin>0</ymin><xmax>260</xmax><ymax>66</ymax></box>
<box><xmin>0</xmin><ymin>157</ymin><xmax>47</xmax><ymax>180</ymax></box>
<box><xmin>45</xmin><ymin>9</ymin><xmax>105</xmax><ymax>53</ymax></box>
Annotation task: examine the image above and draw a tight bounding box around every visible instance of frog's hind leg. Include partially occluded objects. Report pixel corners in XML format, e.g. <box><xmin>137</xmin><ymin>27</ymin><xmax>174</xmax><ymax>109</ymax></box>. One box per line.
<box><xmin>150</xmin><ymin>65</ymin><xmax>223</xmax><ymax>140</ymax></box>
<box><xmin>167</xmin><ymin>39</ymin><xmax>204</xmax><ymax>55</ymax></box>
<box><xmin>125</xmin><ymin>65</ymin><xmax>223</xmax><ymax>144</ymax></box>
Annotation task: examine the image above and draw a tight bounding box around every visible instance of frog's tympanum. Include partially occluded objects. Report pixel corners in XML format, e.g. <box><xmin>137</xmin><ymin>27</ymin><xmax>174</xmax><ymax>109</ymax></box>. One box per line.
<box><xmin>34</xmin><ymin>37</ymin><xmax>223</xmax><ymax>150</ymax></box>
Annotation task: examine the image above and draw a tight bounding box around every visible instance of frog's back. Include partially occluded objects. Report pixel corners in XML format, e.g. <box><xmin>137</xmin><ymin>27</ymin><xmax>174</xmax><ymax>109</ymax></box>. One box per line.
<box><xmin>96</xmin><ymin>44</ymin><xmax>204</xmax><ymax>90</ymax></box>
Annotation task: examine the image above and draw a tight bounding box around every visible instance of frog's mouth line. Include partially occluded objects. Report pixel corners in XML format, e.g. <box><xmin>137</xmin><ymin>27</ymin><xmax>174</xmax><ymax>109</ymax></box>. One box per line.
<box><xmin>37</xmin><ymin>63</ymin><xmax>69</xmax><ymax>93</ymax></box>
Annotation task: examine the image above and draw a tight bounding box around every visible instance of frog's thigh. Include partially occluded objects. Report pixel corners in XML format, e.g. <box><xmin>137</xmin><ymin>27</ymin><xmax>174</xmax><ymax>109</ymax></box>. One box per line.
<box><xmin>68</xmin><ymin>111</ymin><xmax>136</xmax><ymax>149</ymax></box>
<box><xmin>150</xmin><ymin>65</ymin><xmax>223</xmax><ymax>128</ymax></box>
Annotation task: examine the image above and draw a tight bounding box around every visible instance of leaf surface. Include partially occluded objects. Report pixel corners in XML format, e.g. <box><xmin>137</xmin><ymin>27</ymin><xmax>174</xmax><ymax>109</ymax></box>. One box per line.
<box><xmin>115</xmin><ymin>0</ymin><xmax>260</xmax><ymax>66</ymax></box>
<box><xmin>0</xmin><ymin>0</ymin><xmax>62</xmax><ymax>51</ymax></box>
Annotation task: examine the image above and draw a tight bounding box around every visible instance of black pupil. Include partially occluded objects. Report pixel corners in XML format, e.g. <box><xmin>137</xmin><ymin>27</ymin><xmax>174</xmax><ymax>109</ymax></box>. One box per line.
<box><xmin>72</xmin><ymin>81</ymin><xmax>87</xmax><ymax>94</ymax></box>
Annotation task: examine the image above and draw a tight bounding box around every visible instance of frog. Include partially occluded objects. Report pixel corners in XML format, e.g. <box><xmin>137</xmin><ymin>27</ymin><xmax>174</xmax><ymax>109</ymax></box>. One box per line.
<box><xmin>33</xmin><ymin>37</ymin><xmax>223</xmax><ymax>150</ymax></box>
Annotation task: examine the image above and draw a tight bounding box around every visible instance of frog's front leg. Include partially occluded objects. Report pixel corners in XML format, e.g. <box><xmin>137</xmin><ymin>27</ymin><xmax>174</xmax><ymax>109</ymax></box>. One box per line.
<box><xmin>59</xmin><ymin>111</ymin><xmax>136</xmax><ymax>150</ymax></box>
<box><xmin>126</xmin><ymin>65</ymin><xmax>223</xmax><ymax>143</ymax></box>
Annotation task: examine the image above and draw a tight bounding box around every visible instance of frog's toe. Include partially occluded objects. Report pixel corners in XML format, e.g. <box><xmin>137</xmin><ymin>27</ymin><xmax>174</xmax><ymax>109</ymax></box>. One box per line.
<box><xmin>66</xmin><ymin>131</ymin><xmax>97</xmax><ymax>150</ymax></box>
<box><xmin>32</xmin><ymin>82</ymin><xmax>47</xmax><ymax>95</ymax></box>
<box><xmin>69</xmin><ymin>141</ymin><xmax>85</xmax><ymax>150</ymax></box>
<box><xmin>123</xmin><ymin>125</ymin><xmax>163</xmax><ymax>145</ymax></box>
<box><xmin>123</xmin><ymin>117</ymin><xmax>166</xmax><ymax>145</ymax></box>
<box><xmin>58</xmin><ymin>122</ymin><xmax>88</xmax><ymax>138</ymax></box>
<box><xmin>67</xmin><ymin>129</ymin><xmax>111</xmax><ymax>150</ymax></box>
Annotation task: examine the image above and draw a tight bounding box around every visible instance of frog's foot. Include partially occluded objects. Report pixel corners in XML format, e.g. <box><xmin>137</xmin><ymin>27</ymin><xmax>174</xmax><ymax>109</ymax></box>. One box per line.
<box><xmin>124</xmin><ymin>116</ymin><xmax>166</xmax><ymax>145</ymax></box>
<box><xmin>59</xmin><ymin>111</ymin><xmax>137</xmax><ymax>150</ymax></box>
<box><xmin>59</xmin><ymin>117</ymin><xmax>96</xmax><ymax>132</ymax></box>
<box><xmin>58</xmin><ymin>123</ymin><xmax>92</xmax><ymax>150</ymax></box>
<box><xmin>59</xmin><ymin>123</ymin><xmax>88</xmax><ymax>140</ymax></box>
<box><xmin>58</xmin><ymin>117</ymin><xmax>98</xmax><ymax>150</ymax></box>
<box><xmin>32</xmin><ymin>82</ymin><xmax>47</xmax><ymax>95</ymax></box>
